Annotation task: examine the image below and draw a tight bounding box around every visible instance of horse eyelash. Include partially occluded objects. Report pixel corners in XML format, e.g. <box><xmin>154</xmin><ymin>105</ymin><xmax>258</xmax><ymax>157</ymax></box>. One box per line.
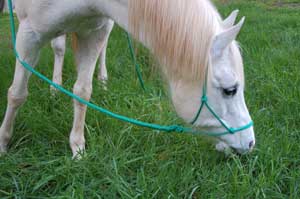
<box><xmin>222</xmin><ymin>83</ymin><xmax>239</xmax><ymax>97</ymax></box>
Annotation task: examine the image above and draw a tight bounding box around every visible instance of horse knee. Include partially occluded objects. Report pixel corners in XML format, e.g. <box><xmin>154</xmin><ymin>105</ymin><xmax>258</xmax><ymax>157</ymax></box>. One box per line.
<box><xmin>51</xmin><ymin>36</ymin><xmax>66</xmax><ymax>56</ymax></box>
<box><xmin>7</xmin><ymin>87</ymin><xmax>28</xmax><ymax>108</ymax></box>
<box><xmin>73</xmin><ymin>83</ymin><xmax>92</xmax><ymax>103</ymax></box>
<box><xmin>52</xmin><ymin>44</ymin><xmax>65</xmax><ymax>57</ymax></box>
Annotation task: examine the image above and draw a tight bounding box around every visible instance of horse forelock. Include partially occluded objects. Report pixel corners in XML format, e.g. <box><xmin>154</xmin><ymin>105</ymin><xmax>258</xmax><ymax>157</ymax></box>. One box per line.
<box><xmin>128</xmin><ymin>0</ymin><xmax>224</xmax><ymax>83</ymax></box>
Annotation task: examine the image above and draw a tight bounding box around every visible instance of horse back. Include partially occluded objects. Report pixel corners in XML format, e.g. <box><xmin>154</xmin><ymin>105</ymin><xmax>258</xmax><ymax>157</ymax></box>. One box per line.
<box><xmin>15</xmin><ymin>0</ymin><xmax>107</xmax><ymax>37</ymax></box>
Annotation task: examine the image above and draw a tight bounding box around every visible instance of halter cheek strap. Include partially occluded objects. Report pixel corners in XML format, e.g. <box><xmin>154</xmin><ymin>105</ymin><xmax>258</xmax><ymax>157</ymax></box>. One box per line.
<box><xmin>190</xmin><ymin>68</ymin><xmax>254</xmax><ymax>136</ymax></box>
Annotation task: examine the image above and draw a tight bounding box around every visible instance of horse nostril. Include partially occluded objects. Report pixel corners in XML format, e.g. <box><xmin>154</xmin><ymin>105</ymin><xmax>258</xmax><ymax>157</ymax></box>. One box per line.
<box><xmin>249</xmin><ymin>140</ymin><xmax>254</xmax><ymax>149</ymax></box>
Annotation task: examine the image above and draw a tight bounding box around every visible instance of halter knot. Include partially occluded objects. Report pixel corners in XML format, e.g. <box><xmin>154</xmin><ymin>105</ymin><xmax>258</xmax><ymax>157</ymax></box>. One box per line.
<box><xmin>201</xmin><ymin>95</ymin><xmax>208</xmax><ymax>102</ymax></box>
<box><xmin>228</xmin><ymin>128</ymin><xmax>235</xmax><ymax>134</ymax></box>
<box><xmin>169</xmin><ymin>125</ymin><xmax>184</xmax><ymax>133</ymax></box>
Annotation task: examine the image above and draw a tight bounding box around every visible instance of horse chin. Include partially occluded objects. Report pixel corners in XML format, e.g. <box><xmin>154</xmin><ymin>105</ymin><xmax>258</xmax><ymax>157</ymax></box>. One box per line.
<box><xmin>215</xmin><ymin>141</ymin><xmax>233</xmax><ymax>156</ymax></box>
<box><xmin>216</xmin><ymin>140</ymin><xmax>254</xmax><ymax>156</ymax></box>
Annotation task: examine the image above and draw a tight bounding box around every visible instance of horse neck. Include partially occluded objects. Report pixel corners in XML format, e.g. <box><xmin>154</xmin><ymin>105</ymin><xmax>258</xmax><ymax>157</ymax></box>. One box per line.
<box><xmin>102</xmin><ymin>0</ymin><xmax>222</xmax><ymax>84</ymax></box>
<box><xmin>99</xmin><ymin>0</ymin><xmax>225</xmax><ymax>123</ymax></box>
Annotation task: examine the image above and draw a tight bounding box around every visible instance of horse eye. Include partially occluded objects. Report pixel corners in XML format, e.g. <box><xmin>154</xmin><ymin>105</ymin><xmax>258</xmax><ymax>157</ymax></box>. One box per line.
<box><xmin>222</xmin><ymin>86</ymin><xmax>238</xmax><ymax>97</ymax></box>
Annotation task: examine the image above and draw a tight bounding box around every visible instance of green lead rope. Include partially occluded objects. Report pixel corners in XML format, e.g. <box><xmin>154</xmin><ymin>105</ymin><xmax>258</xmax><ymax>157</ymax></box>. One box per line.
<box><xmin>126</xmin><ymin>33</ymin><xmax>146</xmax><ymax>91</ymax></box>
<box><xmin>7</xmin><ymin>0</ymin><xmax>253</xmax><ymax>137</ymax></box>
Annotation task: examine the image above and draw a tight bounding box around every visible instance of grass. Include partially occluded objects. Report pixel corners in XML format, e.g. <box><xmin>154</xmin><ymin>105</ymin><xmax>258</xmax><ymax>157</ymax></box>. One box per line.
<box><xmin>0</xmin><ymin>1</ymin><xmax>300</xmax><ymax>198</ymax></box>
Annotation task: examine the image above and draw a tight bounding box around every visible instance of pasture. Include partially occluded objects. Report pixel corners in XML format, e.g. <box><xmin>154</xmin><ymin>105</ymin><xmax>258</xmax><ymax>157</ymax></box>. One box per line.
<box><xmin>0</xmin><ymin>0</ymin><xmax>300</xmax><ymax>198</ymax></box>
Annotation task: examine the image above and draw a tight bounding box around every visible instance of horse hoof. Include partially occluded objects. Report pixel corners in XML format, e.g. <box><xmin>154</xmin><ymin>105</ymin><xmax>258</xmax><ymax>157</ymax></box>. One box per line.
<box><xmin>0</xmin><ymin>131</ymin><xmax>9</xmax><ymax>154</ymax></box>
<box><xmin>71</xmin><ymin>144</ymin><xmax>85</xmax><ymax>160</ymax></box>
<box><xmin>50</xmin><ymin>86</ymin><xmax>58</xmax><ymax>95</ymax></box>
<box><xmin>72</xmin><ymin>151</ymin><xmax>85</xmax><ymax>160</ymax></box>
<box><xmin>0</xmin><ymin>143</ymin><xmax>8</xmax><ymax>155</ymax></box>
<box><xmin>97</xmin><ymin>76</ymin><xmax>108</xmax><ymax>90</ymax></box>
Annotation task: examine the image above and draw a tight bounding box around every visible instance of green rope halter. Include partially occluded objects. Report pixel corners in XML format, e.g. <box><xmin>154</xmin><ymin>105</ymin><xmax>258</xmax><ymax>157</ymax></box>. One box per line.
<box><xmin>7</xmin><ymin>0</ymin><xmax>253</xmax><ymax>137</ymax></box>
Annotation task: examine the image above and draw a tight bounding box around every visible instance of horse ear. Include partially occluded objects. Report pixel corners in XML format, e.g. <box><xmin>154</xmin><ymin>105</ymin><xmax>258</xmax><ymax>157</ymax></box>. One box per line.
<box><xmin>211</xmin><ymin>17</ymin><xmax>245</xmax><ymax>58</ymax></box>
<box><xmin>222</xmin><ymin>10</ymin><xmax>239</xmax><ymax>29</ymax></box>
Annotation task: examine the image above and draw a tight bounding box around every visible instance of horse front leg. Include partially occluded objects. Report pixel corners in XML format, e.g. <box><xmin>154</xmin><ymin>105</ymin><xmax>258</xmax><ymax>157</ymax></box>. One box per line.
<box><xmin>97</xmin><ymin>41</ymin><xmax>108</xmax><ymax>83</ymax></box>
<box><xmin>50</xmin><ymin>34</ymin><xmax>66</xmax><ymax>93</ymax></box>
<box><xmin>0</xmin><ymin>19</ymin><xmax>43</xmax><ymax>153</ymax></box>
<box><xmin>70</xmin><ymin>27</ymin><xmax>111</xmax><ymax>159</ymax></box>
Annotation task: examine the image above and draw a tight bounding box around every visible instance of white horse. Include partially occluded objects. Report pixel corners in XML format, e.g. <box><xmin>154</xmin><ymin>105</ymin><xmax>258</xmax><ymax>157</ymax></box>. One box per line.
<box><xmin>0</xmin><ymin>0</ymin><xmax>255</xmax><ymax>158</ymax></box>
<box><xmin>50</xmin><ymin>19</ymin><xmax>114</xmax><ymax>92</ymax></box>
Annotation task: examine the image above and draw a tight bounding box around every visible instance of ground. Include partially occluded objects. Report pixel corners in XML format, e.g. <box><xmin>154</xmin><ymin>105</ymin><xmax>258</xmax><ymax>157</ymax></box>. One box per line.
<box><xmin>0</xmin><ymin>0</ymin><xmax>300</xmax><ymax>198</ymax></box>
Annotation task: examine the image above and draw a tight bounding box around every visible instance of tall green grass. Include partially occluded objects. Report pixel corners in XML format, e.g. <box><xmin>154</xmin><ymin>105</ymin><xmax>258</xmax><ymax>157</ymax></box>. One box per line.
<box><xmin>0</xmin><ymin>1</ymin><xmax>299</xmax><ymax>198</ymax></box>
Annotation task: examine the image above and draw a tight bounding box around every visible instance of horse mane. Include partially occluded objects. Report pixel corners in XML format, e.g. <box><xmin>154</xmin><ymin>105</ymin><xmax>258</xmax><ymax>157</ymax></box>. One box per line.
<box><xmin>128</xmin><ymin>0</ymin><xmax>221</xmax><ymax>82</ymax></box>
